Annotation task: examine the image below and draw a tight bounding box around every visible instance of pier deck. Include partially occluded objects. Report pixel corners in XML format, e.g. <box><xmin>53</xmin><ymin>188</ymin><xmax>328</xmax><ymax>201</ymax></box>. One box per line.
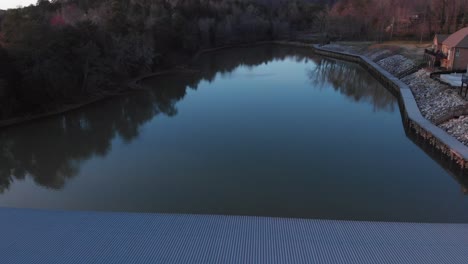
<box><xmin>1</xmin><ymin>208</ymin><xmax>468</xmax><ymax>263</ymax></box>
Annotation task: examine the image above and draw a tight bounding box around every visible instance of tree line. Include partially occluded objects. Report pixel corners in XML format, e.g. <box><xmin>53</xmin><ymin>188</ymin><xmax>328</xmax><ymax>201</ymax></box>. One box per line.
<box><xmin>0</xmin><ymin>0</ymin><xmax>467</xmax><ymax>120</ymax></box>
<box><xmin>0</xmin><ymin>0</ymin><xmax>324</xmax><ymax>119</ymax></box>
<box><xmin>325</xmin><ymin>0</ymin><xmax>468</xmax><ymax>40</ymax></box>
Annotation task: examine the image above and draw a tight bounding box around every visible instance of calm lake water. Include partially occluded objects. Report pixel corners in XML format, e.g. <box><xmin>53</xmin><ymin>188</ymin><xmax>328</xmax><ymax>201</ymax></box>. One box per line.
<box><xmin>0</xmin><ymin>45</ymin><xmax>467</xmax><ymax>223</ymax></box>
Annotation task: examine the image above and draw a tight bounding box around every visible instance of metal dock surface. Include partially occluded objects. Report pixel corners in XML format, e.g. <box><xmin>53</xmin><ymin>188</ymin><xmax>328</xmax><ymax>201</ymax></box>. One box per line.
<box><xmin>1</xmin><ymin>208</ymin><xmax>468</xmax><ymax>263</ymax></box>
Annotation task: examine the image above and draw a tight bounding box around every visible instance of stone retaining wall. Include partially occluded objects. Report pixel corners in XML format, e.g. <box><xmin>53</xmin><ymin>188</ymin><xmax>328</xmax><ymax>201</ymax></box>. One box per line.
<box><xmin>311</xmin><ymin>45</ymin><xmax>468</xmax><ymax>168</ymax></box>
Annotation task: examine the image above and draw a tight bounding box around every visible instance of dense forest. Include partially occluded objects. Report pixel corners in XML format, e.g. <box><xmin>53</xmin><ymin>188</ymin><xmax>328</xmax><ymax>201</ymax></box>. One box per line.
<box><xmin>0</xmin><ymin>0</ymin><xmax>324</xmax><ymax>119</ymax></box>
<box><xmin>0</xmin><ymin>0</ymin><xmax>467</xmax><ymax>120</ymax></box>
<box><xmin>326</xmin><ymin>0</ymin><xmax>468</xmax><ymax>40</ymax></box>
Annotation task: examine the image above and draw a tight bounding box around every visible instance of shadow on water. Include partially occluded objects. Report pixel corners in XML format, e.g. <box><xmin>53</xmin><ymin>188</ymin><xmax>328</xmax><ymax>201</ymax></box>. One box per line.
<box><xmin>405</xmin><ymin>125</ymin><xmax>468</xmax><ymax>195</ymax></box>
<box><xmin>309</xmin><ymin>55</ymin><xmax>468</xmax><ymax>196</ymax></box>
<box><xmin>0</xmin><ymin>79</ymin><xmax>187</xmax><ymax>193</ymax></box>
<box><xmin>0</xmin><ymin>44</ymin><xmax>466</xmax><ymax>196</ymax></box>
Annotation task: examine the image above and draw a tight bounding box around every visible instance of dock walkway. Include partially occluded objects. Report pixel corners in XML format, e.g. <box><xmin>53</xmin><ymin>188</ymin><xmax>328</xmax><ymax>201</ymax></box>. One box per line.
<box><xmin>1</xmin><ymin>208</ymin><xmax>468</xmax><ymax>263</ymax></box>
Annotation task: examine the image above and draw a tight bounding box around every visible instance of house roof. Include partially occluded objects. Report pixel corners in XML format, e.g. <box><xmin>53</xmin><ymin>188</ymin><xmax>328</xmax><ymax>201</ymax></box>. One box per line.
<box><xmin>435</xmin><ymin>34</ymin><xmax>449</xmax><ymax>43</ymax></box>
<box><xmin>442</xmin><ymin>27</ymin><xmax>468</xmax><ymax>48</ymax></box>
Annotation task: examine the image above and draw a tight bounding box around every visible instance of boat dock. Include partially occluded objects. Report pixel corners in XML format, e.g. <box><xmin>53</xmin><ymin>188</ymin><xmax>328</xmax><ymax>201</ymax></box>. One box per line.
<box><xmin>1</xmin><ymin>208</ymin><xmax>468</xmax><ymax>263</ymax></box>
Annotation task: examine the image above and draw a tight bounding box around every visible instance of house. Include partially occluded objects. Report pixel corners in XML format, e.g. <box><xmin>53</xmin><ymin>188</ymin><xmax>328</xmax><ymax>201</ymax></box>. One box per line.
<box><xmin>440</xmin><ymin>27</ymin><xmax>468</xmax><ymax>70</ymax></box>
<box><xmin>424</xmin><ymin>34</ymin><xmax>449</xmax><ymax>68</ymax></box>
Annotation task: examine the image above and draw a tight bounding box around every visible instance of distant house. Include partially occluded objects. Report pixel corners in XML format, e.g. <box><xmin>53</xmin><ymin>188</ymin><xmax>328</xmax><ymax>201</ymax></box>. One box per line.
<box><xmin>440</xmin><ymin>27</ymin><xmax>468</xmax><ymax>70</ymax></box>
<box><xmin>424</xmin><ymin>34</ymin><xmax>449</xmax><ymax>68</ymax></box>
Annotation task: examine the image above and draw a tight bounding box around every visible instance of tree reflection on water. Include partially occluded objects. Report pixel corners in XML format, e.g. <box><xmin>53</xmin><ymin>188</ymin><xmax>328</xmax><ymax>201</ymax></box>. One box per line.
<box><xmin>307</xmin><ymin>58</ymin><xmax>396</xmax><ymax>113</ymax></box>
<box><xmin>0</xmin><ymin>77</ymin><xmax>187</xmax><ymax>193</ymax></box>
<box><xmin>0</xmin><ymin>45</ymin><xmax>465</xmax><ymax>194</ymax></box>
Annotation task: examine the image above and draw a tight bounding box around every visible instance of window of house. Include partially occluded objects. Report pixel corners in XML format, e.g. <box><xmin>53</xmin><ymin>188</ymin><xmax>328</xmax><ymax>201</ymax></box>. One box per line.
<box><xmin>456</xmin><ymin>49</ymin><xmax>460</xmax><ymax>57</ymax></box>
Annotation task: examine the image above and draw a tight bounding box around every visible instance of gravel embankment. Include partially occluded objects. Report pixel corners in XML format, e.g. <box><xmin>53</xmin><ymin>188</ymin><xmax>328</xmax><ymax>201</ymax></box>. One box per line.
<box><xmin>321</xmin><ymin>43</ymin><xmax>468</xmax><ymax>146</ymax></box>
<box><xmin>365</xmin><ymin>49</ymin><xmax>392</xmax><ymax>61</ymax></box>
<box><xmin>439</xmin><ymin>116</ymin><xmax>468</xmax><ymax>145</ymax></box>
<box><xmin>377</xmin><ymin>55</ymin><xmax>415</xmax><ymax>76</ymax></box>
<box><xmin>401</xmin><ymin>70</ymin><xmax>467</xmax><ymax>123</ymax></box>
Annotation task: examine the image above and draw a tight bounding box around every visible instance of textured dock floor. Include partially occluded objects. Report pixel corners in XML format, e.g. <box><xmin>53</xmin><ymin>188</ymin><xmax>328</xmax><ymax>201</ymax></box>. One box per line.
<box><xmin>1</xmin><ymin>208</ymin><xmax>468</xmax><ymax>264</ymax></box>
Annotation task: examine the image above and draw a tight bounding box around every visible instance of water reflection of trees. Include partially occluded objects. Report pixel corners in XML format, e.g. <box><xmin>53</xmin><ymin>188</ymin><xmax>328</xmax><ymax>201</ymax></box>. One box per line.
<box><xmin>308</xmin><ymin>58</ymin><xmax>396</xmax><ymax>112</ymax></box>
<box><xmin>0</xmin><ymin>75</ymin><xmax>188</xmax><ymax>193</ymax></box>
<box><xmin>0</xmin><ymin>45</ymin><xmax>304</xmax><ymax>192</ymax></box>
<box><xmin>0</xmin><ymin>44</ymin><xmax>465</xmax><ymax>193</ymax></box>
<box><xmin>191</xmin><ymin>45</ymin><xmax>316</xmax><ymax>85</ymax></box>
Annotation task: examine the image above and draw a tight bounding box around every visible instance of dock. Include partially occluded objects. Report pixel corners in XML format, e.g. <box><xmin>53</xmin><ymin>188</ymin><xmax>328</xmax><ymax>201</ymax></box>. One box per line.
<box><xmin>1</xmin><ymin>208</ymin><xmax>468</xmax><ymax>263</ymax></box>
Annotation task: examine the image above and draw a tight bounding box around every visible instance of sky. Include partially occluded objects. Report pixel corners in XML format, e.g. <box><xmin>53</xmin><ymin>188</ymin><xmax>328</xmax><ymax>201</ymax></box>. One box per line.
<box><xmin>0</xmin><ymin>0</ymin><xmax>37</xmax><ymax>10</ymax></box>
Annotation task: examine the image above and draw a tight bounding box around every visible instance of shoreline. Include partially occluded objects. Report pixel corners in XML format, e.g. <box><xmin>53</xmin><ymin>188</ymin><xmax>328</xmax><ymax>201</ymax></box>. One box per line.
<box><xmin>131</xmin><ymin>41</ymin><xmax>312</xmax><ymax>85</ymax></box>
<box><xmin>0</xmin><ymin>91</ymin><xmax>124</xmax><ymax>129</ymax></box>
<box><xmin>3</xmin><ymin>41</ymin><xmax>468</xmax><ymax>168</ymax></box>
<box><xmin>0</xmin><ymin>41</ymin><xmax>293</xmax><ymax>129</ymax></box>
<box><xmin>312</xmin><ymin>44</ymin><xmax>468</xmax><ymax>168</ymax></box>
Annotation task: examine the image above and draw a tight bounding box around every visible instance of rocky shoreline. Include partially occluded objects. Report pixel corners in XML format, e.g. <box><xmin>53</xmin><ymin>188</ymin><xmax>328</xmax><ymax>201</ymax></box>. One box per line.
<box><xmin>322</xmin><ymin>43</ymin><xmax>468</xmax><ymax>146</ymax></box>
